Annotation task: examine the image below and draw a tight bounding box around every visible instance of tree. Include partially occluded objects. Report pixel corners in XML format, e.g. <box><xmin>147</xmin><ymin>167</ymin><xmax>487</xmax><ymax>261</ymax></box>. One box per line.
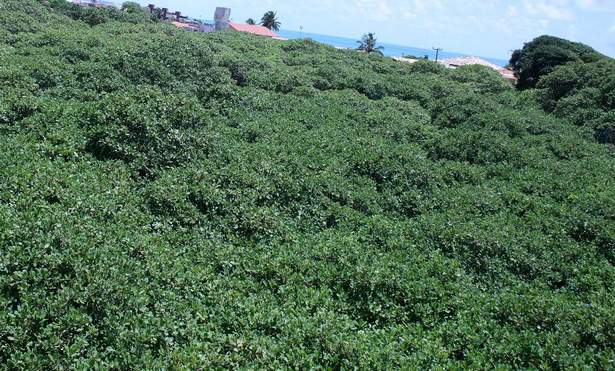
<box><xmin>121</xmin><ymin>1</ymin><xmax>143</xmax><ymax>13</ymax></box>
<box><xmin>246</xmin><ymin>18</ymin><xmax>256</xmax><ymax>25</ymax></box>
<box><xmin>260</xmin><ymin>11</ymin><xmax>280</xmax><ymax>31</ymax></box>
<box><xmin>357</xmin><ymin>33</ymin><xmax>384</xmax><ymax>55</ymax></box>
<box><xmin>536</xmin><ymin>58</ymin><xmax>615</xmax><ymax>143</ymax></box>
<box><xmin>509</xmin><ymin>35</ymin><xmax>603</xmax><ymax>90</ymax></box>
<box><xmin>149</xmin><ymin>7</ymin><xmax>164</xmax><ymax>21</ymax></box>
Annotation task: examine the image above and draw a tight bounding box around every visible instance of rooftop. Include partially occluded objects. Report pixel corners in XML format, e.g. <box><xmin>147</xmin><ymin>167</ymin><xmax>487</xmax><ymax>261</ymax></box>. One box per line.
<box><xmin>392</xmin><ymin>56</ymin><xmax>420</xmax><ymax>64</ymax></box>
<box><xmin>439</xmin><ymin>56</ymin><xmax>501</xmax><ymax>69</ymax></box>
<box><xmin>438</xmin><ymin>55</ymin><xmax>517</xmax><ymax>82</ymax></box>
<box><xmin>228</xmin><ymin>22</ymin><xmax>282</xmax><ymax>39</ymax></box>
<box><xmin>170</xmin><ymin>21</ymin><xmax>206</xmax><ymax>32</ymax></box>
<box><xmin>71</xmin><ymin>0</ymin><xmax>116</xmax><ymax>8</ymax></box>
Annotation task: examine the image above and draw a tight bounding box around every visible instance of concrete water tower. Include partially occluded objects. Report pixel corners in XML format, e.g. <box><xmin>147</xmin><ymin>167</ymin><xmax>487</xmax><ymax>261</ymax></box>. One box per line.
<box><xmin>214</xmin><ymin>7</ymin><xmax>231</xmax><ymax>31</ymax></box>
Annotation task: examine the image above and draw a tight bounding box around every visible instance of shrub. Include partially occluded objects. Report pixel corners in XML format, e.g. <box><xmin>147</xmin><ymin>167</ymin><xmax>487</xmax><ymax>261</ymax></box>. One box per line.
<box><xmin>450</xmin><ymin>64</ymin><xmax>513</xmax><ymax>95</ymax></box>
<box><xmin>1</xmin><ymin>2</ymin><xmax>614</xmax><ymax>369</ymax></box>
<box><xmin>510</xmin><ymin>35</ymin><xmax>604</xmax><ymax>89</ymax></box>
<box><xmin>83</xmin><ymin>87</ymin><xmax>213</xmax><ymax>176</ymax></box>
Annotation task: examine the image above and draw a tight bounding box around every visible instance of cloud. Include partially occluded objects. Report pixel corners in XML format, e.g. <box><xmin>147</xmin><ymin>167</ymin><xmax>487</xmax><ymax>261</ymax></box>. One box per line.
<box><xmin>355</xmin><ymin>0</ymin><xmax>393</xmax><ymax>22</ymax></box>
<box><xmin>413</xmin><ymin>0</ymin><xmax>443</xmax><ymax>13</ymax></box>
<box><xmin>352</xmin><ymin>0</ymin><xmax>446</xmax><ymax>22</ymax></box>
<box><xmin>574</xmin><ymin>0</ymin><xmax>615</xmax><ymax>11</ymax></box>
<box><xmin>523</xmin><ymin>0</ymin><xmax>575</xmax><ymax>21</ymax></box>
<box><xmin>401</xmin><ymin>11</ymin><xmax>417</xmax><ymax>20</ymax></box>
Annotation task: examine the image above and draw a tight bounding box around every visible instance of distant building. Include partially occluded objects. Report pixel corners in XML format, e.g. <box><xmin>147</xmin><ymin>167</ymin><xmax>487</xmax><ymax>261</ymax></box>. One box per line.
<box><xmin>214</xmin><ymin>7</ymin><xmax>231</xmax><ymax>31</ymax></box>
<box><xmin>438</xmin><ymin>56</ymin><xmax>500</xmax><ymax>69</ymax></box>
<box><xmin>498</xmin><ymin>68</ymin><xmax>517</xmax><ymax>82</ymax></box>
<box><xmin>438</xmin><ymin>56</ymin><xmax>517</xmax><ymax>83</ymax></box>
<box><xmin>392</xmin><ymin>56</ymin><xmax>420</xmax><ymax>64</ymax></box>
<box><xmin>170</xmin><ymin>21</ymin><xmax>213</xmax><ymax>33</ymax></box>
<box><xmin>147</xmin><ymin>3</ymin><xmax>214</xmax><ymax>32</ymax></box>
<box><xmin>147</xmin><ymin>5</ymin><xmax>176</xmax><ymax>21</ymax></box>
<box><xmin>211</xmin><ymin>7</ymin><xmax>285</xmax><ymax>39</ymax></box>
<box><xmin>71</xmin><ymin>0</ymin><xmax>115</xmax><ymax>8</ymax></box>
<box><xmin>228</xmin><ymin>22</ymin><xmax>285</xmax><ymax>39</ymax></box>
<box><xmin>146</xmin><ymin>4</ymin><xmax>285</xmax><ymax>39</ymax></box>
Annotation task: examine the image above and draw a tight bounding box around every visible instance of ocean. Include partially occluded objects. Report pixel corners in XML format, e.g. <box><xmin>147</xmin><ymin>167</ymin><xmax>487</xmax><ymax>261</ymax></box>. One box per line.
<box><xmin>277</xmin><ymin>29</ymin><xmax>509</xmax><ymax>67</ymax></box>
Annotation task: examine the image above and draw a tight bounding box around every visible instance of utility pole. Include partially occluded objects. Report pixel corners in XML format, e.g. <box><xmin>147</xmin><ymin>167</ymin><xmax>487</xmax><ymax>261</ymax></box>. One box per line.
<box><xmin>432</xmin><ymin>47</ymin><xmax>442</xmax><ymax>62</ymax></box>
<box><xmin>300</xmin><ymin>25</ymin><xmax>304</xmax><ymax>38</ymax></box>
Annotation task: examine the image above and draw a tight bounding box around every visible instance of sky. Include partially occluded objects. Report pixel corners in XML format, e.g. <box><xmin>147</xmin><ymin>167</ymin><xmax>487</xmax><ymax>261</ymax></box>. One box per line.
<box><xmin>133</xmin><ymin>0</ymin><xmax>615</xmax><ymax>60</ymax></box>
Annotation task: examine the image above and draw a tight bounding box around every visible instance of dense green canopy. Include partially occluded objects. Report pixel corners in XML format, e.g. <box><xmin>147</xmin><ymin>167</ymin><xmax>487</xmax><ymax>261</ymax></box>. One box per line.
<box><xmin>509</xmin><ymin>35</ymin><xmax>604</xmax><ymax>90</ymax></box>
<box><xmin>1</xmin><ymin>1</ymin><xmax>614</xmax><ymax>369</ymax></box>
<box><xmin>537</xmin><ymin>58</ymin><xmax>615</xmax><ymax>144</ymax></box>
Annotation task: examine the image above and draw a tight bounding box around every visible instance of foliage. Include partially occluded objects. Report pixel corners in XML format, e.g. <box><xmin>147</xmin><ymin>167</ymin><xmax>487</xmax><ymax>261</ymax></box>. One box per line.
<box><xmin>246</xmin><ymin>18</ymin><xmax>256</xmax><ymax>25</ymax></box>
<box><xmin>450</xmin><ymin>64</ymin><xmax>513</xmax><ymax>95</ymax></box>
<box><xmin>121</xmin><ymin>1</ymin><xmax>140</xmax><ymax>11</ymax></box>
<box><xmin>43</xmin><ymin>0</ymin><xmax>151</xmax><ymax>25</ymax></box>
<box><xmin>357</xmin><ymin>32</ymin><xmax>384</xmax><ymax>55</ymax></box>
<box><xmin>260</xmin><ymin>11</ymin><xmax>281</xmax><ymax>31</ymax></box>
<box><xmin>1</xmin><ymin>1</ymin><xmax>614</xmax><ymax>369</ymax></box>
<box><xmin>509</xmin><ymin>35</ymin><xmax>604</xmax><ymax>90</ymax></box>
<box><xmin>403</xmin><ymin>54</ymin><xmax>428</xmax><ymax>60</ymax></box>
<box><xmin>536</xmin><ymin>57</ymin><xmax>615</xmax><ymax>143</ymax></box>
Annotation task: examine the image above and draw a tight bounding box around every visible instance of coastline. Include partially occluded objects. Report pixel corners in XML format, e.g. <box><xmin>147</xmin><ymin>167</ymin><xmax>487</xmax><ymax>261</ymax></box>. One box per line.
<box><xmin>277</xmin><ymin>29</ymin><xmax>509</xmax><ymax>67</ymax></box>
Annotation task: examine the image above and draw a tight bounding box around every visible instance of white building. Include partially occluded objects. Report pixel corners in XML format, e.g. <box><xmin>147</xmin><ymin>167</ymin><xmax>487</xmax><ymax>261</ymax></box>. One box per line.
<box><xmin>71</xmin><ymin>0</ymin><xmax>116</xmax><ymax>8</ymax></box>
<box><xmin>439</xmin><ymin>56</ymin><xmax>517</xmax><ymax>83</ymax></box>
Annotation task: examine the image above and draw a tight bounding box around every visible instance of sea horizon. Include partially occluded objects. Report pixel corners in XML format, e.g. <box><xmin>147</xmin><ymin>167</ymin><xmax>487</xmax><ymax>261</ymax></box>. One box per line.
<box><xmin>278</xmin><ymin>29</ymin><xmax>510</xmax><ymax>67</ymax></box>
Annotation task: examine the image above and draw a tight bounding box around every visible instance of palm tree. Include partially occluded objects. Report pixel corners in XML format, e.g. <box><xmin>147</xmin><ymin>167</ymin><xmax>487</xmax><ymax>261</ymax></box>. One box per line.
<box><xmin>260</xmin><ymin>11</ymin><xmax>281</xmax><ymax>31</ymax></box>
<box><xmin>246</xmin><ymin>18</ymin><xmax>256</xmax><ymax>25</ymax></box>
<box><xmin>357</xmin><ymin>33</ymin><xmax>384</xmax><ymax>55</ymax></box>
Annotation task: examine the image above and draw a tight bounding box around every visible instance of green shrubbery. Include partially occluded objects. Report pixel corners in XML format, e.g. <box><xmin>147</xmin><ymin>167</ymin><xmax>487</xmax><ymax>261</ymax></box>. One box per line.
<box><xmin>537</xmin><ymin>58</ymin><xmax>615</xmax><ymax>143</ymax></box>
<box><xmin>1</xmin><ymin>0</ymin><xmax>614</xmax><ymax>368</ymax></box>
<box><xmin>510</xmin><ymin>35</ymin><xmax>604</xmax><ymax>89</ymax></box>
<box><xmin>83</xmin><ymin>87</ymin><xmax>214</xmax><ymax>177</ymax></box>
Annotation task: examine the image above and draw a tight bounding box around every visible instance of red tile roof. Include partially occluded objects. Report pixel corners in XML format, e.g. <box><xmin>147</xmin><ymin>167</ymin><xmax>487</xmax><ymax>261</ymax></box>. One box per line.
<box><xmin>229</xmin><ymin>22</ymin><xmax>280</xmax><ymax>38</ymax></box>
<box><xmin>498</xmin><ymin>68</ymin><xmax>517</xmax><ymax>82</ymax></box>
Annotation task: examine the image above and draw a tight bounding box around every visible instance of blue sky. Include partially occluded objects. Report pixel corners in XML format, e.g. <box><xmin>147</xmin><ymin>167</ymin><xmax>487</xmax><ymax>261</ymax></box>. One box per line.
<box><xmin>134</xmin><ymin>0</ymin><xmax>615</xmax><ymax>60</ymax></box>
